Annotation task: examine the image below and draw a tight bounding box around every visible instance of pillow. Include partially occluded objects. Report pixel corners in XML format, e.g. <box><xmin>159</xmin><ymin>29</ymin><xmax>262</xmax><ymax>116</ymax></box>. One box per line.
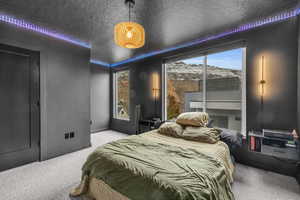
<box><xmin>207</xmin><ymin>119</ymin><xmax>214</xmax><ymax>128</ymax></box>
<box><xmin>158</xmin><ymin>122</ymin><xmax>183</xmax><ymax>137</ymax></box>
<box><xmin>181</xmin><ymin>126</ymin><xmax>221</xmax><ymax>143</ymax></box>
<box><xmin>219</xmin><ymin>128</ymin><xmax>243</xmax><ymax>154</ymax></box>
<box><xmin>176</xmin><ymin>112</ymin><xmax>209</xmax><ymax>127</ymax></box>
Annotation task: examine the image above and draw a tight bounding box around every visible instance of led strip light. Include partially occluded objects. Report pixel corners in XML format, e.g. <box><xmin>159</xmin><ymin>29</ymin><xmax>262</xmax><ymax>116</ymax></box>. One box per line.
<box><xmin>0</xmin><ymin>6</ymin><xmax>300</xmax><ymax>68</ymax></box>
<box><xmin>110</xmin><ymin>7</ymin><xmax>300</xmax><ymax>67</ymax></box>
<box><xmin>90</xmin><ymin>59</ymin><xmax>110</xmax><ymax>68</ymax></box>
<box><xmin>0</xmin><ymin>14</ymin><xmax>91</xmax><ymax>48</ymax></box>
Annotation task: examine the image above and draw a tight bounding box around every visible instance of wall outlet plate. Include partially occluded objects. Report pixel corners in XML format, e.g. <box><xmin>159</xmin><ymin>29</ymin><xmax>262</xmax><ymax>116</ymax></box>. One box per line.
<box><xmin>65</xmin><ymin>133</ymin><xmax>70</xmax><ymax>139</ymax></box>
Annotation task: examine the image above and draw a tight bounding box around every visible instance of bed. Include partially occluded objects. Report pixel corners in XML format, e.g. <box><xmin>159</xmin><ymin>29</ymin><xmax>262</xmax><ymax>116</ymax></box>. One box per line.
<box><xmin>71</xmin><ymin>129</ymin><xmax>235</xmax><ymax>200</ymax></box>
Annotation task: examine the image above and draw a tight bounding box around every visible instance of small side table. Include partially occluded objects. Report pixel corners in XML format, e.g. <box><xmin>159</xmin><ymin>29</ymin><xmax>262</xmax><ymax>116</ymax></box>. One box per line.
<box><xmin>137</xmin><ymin>118</ymin><xmax>162</xmax><ymax>134</ymax></box>
<box><xmin>248</xmin><ymin>131</ymin><xmax>299</xmax><ymax>161</ymax></box>
<box><xmin>245</xmin><ymin>130</ymin><xmax>300</xmax><ymax>181</ymax></box>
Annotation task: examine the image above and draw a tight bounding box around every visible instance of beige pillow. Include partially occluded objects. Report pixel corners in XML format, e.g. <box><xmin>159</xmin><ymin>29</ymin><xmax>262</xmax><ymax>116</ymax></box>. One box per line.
<box><xmin>176</xmin><ymin>112</ymin><xmax>209</xmax><ymax>127</ymax></box>
<box><xmin>182</xmin><ymin>126</ymin><xmax>221</xmax><ymax>143</ymax></box>
<box><xmin>158</xmin><ymin>122</ymin><xmax>183</xmax><ymax>137</ymax></box>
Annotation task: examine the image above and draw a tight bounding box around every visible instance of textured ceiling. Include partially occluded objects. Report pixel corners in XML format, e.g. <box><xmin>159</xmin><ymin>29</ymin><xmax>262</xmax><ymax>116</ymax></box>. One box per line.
<box><xmin>0</xmin><ymin>0</ymin><xmax>298</xmax><ymax>64</ymax></box>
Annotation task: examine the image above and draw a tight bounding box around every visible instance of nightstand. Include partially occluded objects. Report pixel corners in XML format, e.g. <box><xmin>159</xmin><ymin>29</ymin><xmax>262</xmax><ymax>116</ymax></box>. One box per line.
<box><xmin>137</xmin><ymin>118</ymin><xmax>162</xmax><ymax>134</ymax></box>
<box><xmin>248</xmin><ymin>131</ymin><xmax>299</xmax><ymax>161</ymax></box>
<box><xmin>235</xmin><ymin>130</ymin><xmax>299</xmax><ymax>181</ymax></box>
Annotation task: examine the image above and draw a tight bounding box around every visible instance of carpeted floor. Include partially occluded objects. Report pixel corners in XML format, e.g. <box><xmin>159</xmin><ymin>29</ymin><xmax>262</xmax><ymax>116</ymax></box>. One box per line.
<box><xmin>0</xmin><ymin>130</ymin><xmax>299</xmax><ymax>200</ymax></box>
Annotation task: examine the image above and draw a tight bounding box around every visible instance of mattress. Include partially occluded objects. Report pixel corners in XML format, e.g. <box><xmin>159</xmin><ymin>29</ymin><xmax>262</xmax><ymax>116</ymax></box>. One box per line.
<box><xmin>71</xmin><ymin>130</ymin><xmax>234</xmax><ymax>200</ymax></box>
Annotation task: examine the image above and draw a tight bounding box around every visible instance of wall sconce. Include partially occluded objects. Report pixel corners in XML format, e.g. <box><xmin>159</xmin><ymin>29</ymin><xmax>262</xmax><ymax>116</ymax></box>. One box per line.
<box><xmin>152</xmin><ymin>73</ymin><xmax>160</xmax><ymax>118</ymax></box>
<box><xmin>152</xmin><ymin>73</ymin><xmax>160</xmax><ymax>99</ymax></box>
<box><xmin>259</xmin><ymin>55</ymin><xmax>266</xmax><ymax>129</ymax></box>
<box><xmin>260</xmin><ymin>56</ymin><xmax>266</xmax><ymax>105</ymax></box>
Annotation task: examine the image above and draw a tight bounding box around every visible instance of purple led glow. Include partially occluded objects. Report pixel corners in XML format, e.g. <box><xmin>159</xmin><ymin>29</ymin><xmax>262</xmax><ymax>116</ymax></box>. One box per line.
<box><xmin>1</xmin><ymin>6</ymin><xmax>300</xmax><ymax>68</ymax></box>
<box><xmin>90</xmin><ymin>59</ymin><xmax>110</xmax><ymax>68</ymax></box>
<box><xmin>111</xmin><ymin>7</ymin><xmax>300</xmax><ymax>67</ymax></box>
<box><xmin>0</xmin><ymin>14</ymin><xmax>90</xmax><ymax>48</ymax></box>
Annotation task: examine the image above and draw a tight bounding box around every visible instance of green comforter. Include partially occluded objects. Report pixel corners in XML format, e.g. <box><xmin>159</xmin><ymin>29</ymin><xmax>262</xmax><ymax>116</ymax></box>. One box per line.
<box><xmin>81</xmin><ymin>135</ymin><xmax>234</xmax><ymax>200</ymax></box>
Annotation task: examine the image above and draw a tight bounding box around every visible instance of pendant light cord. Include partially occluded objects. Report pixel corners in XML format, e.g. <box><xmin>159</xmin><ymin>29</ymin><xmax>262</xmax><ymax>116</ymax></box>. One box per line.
<box><xmin>128</xmin><ymin>2</ymin><xmax>131</xmax><ymax>22</ymax></box>
<box><xmin>126</xmin><ymin>0</ymin><xmax>134</xmax><ymax>22</ymax></box>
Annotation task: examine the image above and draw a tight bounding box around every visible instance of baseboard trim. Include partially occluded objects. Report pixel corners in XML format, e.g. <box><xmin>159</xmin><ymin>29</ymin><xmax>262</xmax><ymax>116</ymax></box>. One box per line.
<box><xmin>91</xmin><ymin>128</ymin><xmax>109</xmax><ymax>134</ymax></box>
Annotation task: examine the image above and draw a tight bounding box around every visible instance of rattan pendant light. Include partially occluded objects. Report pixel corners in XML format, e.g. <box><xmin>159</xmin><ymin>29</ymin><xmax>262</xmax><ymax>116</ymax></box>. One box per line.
<box><xmin>114</xmin><ymin>0</ymin><xmax>145</xmax><ymax>49</ymax></box>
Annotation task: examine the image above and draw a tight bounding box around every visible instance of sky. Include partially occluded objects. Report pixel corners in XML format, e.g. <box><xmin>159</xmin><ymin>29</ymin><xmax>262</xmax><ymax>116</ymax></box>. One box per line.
<box><xmin>182</xmin><ymin>48</ymin><xmax>243</xmax><ymax>70</ymax></box>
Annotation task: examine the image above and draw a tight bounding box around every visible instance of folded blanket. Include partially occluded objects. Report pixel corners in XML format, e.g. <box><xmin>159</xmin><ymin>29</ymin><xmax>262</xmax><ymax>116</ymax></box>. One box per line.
<box><xmin>73</xmin><ymin>135</ymin><xmax>234</xmax><ymax>200</ymax></box>
<box><xmin>182</xmin><ymin>126</ymin><xmax>221</xmax><ymax>143</ymax></box>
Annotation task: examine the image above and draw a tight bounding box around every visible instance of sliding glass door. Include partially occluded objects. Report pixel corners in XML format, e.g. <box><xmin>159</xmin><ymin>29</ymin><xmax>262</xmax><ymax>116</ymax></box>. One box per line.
<box><xmin>164</xmin><ymin>48</ymin><xmax>245</xmax><ymax>133</ymax></box>
<box><xmin>166</xmin><ymin>56</ymin><xmax>204</xmax><ymax>120</ymax></box>
<box><xmin>206</xmin><ymin>49</ymin><xmax>243</xmax><ymax>131</ymax></box>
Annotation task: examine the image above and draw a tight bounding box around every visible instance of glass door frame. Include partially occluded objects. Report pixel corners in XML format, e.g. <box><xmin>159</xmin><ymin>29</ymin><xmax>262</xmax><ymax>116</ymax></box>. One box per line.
<box><xmin>162</xmin><ymin>45</ymin><xmax>247</xmax><ymax>135</ymax></box>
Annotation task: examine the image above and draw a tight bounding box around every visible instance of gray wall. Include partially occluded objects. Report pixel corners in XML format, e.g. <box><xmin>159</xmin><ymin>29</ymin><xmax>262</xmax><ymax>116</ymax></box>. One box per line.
<box><xmin>110</xmin><ymin>18</ymin><xmax>299</xmax><ymax>134</ymax></box>
<box><xmin>298</xmin><ymin>18</ymin><xmax>300</xmax><ymax>133</ymax></box>
<box><xmin>0</xmin><ymin>22</ymin><xmax>91</xmax><ymax>160</ymax></box>
<box><xmin>246</xmin><ymin>19</ymin><xmax>298</xmax><ymax>131</ymax></box>
<box><xmin>91</xmin><ymin>64</ymin><xmax>110</xmax><ymax>132</ymax></box>
<box><xmin>110</xmin><ymin>62</ymin><xmax>162</xmax><ymax>134</ymax></box>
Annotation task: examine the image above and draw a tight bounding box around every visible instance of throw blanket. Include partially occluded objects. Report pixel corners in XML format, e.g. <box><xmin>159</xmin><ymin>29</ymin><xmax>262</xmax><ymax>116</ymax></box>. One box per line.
<box><xmin>73</xmin><ymin>133</ymin><xmax>234</xmax><ymax>200</ymax></box>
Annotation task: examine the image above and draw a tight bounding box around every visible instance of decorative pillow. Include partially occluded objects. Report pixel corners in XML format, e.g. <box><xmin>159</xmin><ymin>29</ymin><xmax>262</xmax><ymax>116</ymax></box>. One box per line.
<box><xmin>176</xmin><ymin>112</ymin><xmax>209</xmax><ymax>127</ymax></box>
<box><xmin>158</xmin><ymin>122</ymin><xmax>183</xmax><ymax>137</ymax></box>
<box><xmin>181</xmin><ymin>126</ymin><xmax>221</xmax><ymax>143</ymax></box>
<box><xmin>219</xmin><ymin>128</ymin><xmax>243</xmax><ymax>154</ymax></box>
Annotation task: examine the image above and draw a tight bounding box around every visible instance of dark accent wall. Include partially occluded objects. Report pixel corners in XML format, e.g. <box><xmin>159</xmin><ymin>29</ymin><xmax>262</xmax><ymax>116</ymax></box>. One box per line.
<box><xmin>91</xmin><ymin>64</ymin><xmax>110</xmax><ymax>132</ymax></box>
<box><xmin>110</xmin><ymin>63</ymin><xmax>162</xmax><ymax>134</ymax></box>
<box><xmin>110</xmin><ymin>18</ymin><xmax>299</xmax><ymax>135</ymax></box>
<box><xmin>0</xmin><ymin>22</ymin><xmax>91</xmax><ymax>160</ymax></box>
<box><xmin>246</xmin><ymin>19</ymin><xmax>298</xmax><ymax>131</ymax></box>
<box><xmin>298</xmin><ymin>18</ymin><xmax>300</xmax><ymax>133</ymax></box>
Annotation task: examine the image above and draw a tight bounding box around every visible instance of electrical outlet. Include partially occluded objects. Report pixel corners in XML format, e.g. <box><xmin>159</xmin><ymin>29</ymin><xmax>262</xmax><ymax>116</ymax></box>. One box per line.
<box><xmin>65</xmin><ymin>133</ymin><xmax>70</xmax><ymax>139</ymax></box>
<box><xmin>70</xmin><ymin>132</ymin><xmax>75</xmax><ymax>138</ymax></box>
